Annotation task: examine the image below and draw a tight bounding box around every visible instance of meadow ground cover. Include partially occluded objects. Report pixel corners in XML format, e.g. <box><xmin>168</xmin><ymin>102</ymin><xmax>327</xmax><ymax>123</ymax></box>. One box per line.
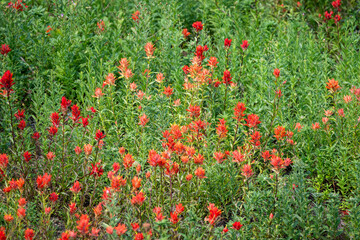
<box><xmin>1</xmin><ymin>0</ymin><xmax>360</xmax><ymax>239</ymax></box>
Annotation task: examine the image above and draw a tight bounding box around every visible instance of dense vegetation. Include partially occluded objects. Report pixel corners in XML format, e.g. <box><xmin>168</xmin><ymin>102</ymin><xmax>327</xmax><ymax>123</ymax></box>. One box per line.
<box><xmin>1</xmin><ymin>0</ymin><xmax>360</xmax><ymax>239</ymax></box>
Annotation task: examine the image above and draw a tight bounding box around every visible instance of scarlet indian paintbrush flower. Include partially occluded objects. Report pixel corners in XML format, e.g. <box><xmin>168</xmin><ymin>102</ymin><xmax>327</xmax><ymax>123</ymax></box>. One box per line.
<box><xmin>37</xmin><ymin>173</ymin><xmax>51</xmax><ymax>189</ymax></box>
<box><xmin>326</xmin><ymin>79</ymin><xmax>341</xmax><ymax>93</ymax></box>
<box><xmin>163</xmin><ymin>86</ymin><xmax>173</xmax><ymax>97</ymax></box>
<box><xmin>97</xmin><ymin>20</ymin><xmax>105</xmax><ymax>31</ymax></box>
<box><xmin>245</xmin><ymin>114</ymin><xmax>261</xmax><ymax>128</ymax></box>
<box><xmin>77</xmin><ymin>214</ymin><xmax>90</xmax><ymax>234</ymax></box>
<box><xmin>216</xmin><ymin>119</ymin><xmax>228</xmax><ymax>138</ymax></box>
<box><xmin>60</xmin><ymin>96</ymin><xmax>72</xmax><ymax>112</ymax></box>
<box><xmin>24</xmin><ymin>229</ymin><xmax>34</xmax><ymax>240</ymax></box>
<box><xmin>186</xmin><ymin>104</ymin><xmax>201</xmax><ymax>118</ymax></box>
<box><xmin>224</xmin><ymin>38</ymin><xmax>232</xmax><ymax>48</ymax></box>
<box><xmin>23</xmin><ymin>151</ymin><xmax>31</xmax><ymax>162</ymax></box>
<box><xmin>222</xmin><ymin>70</ymin><xmax>232</xmax><ymax>85</ymax></box>
<box><xmin>182</xmin><ymin>28</ymin><xmax>190</xmax><ymax>38</ymax></box>
<box><xmin>241</xmin><ymin>164</ymin><xmax>253</xmax><ymax>178</ymax></box>
<box><xmin>207</xmin><ymin>57</ymin><xmax>218</xmax><ymax>68</ymax></box>
<box><xmin>273</xmin><ymin>68</ymin><xmax>280</xmax><ymax>78</ymax></box>
<box><xmin>90</xmin><ymin>162</ymin><xmax>104</xmax><ymax>177</ymax></box>
<box><xmin>205</xmin><ymin>203</ymin><xmax>221</xmax><ymax>225</ymax></box>
<box><xmin>241</xmin><ymin>40</ymin><xmax>249</xmax><ymax>51</ymax></box>
<box><xmin>114</xmin><ymin>223</ymin><xmax>127</xmax><ymax>236</ymax></box>
<box><xmin>231</xmin><ymin>222</ymin><xmax>243</xmax><ymax>230</ymax></box>
<box><xmin>132</xmin><ymin>10</ymin><xmax>140</xmax><ymax>22</ymax></box>
<box><xmin>192</xmin><ymin>21</ymin><xmax>203</xmax><ymax>32</ymax></box>
<box><xmin>1</xmin><ymin>44</ymin><xmax>11</xmax><ymax>56</ymax></box>
<box><xmin>195</xmin><ymin>167</ymin><xmax>206</xmax><ymax>178</ymax></box>
<box><xmin>144</xmin><ymin>42</ymin><xmax>155</xmax><ymax>58</ymax></box>
<box><xmin>1</xmin><ymin>70</ymin><xmax>15</xmax><ymax>93</ymax></box>
<box><xmin>131</xmin><ymin>192</ymin><xmax>145</xmax><ymax>206</ymax></box>
<box><xmin>95</xmin><ymin>129</ymin><xmax>105</xmax><ymax>141</ymax></box>
<box><xmin>139</xmin><ymin>113</ymin><xmax>149</xmax><ymax>127</ymax></box>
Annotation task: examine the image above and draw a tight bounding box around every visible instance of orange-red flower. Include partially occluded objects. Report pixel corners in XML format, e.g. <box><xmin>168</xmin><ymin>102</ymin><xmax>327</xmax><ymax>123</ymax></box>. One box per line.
<box><xmin>216</xmin><ymin>119</ymin><xmax>228</xmax><ymax>139</ymax></box>
<box><xmin>132</xmin><ymin>176</ymin><xmax>142</xmax><ymax>190</ymax></box>
<box><xmin>192</xmin><ymin>21</ymin><xmax>203</xmax><ymax>32</ymax></box>
<box><xmin>231</xmin><ymin>222</ymin><xmax>243</xmax><ymax>230</ymax></box>
<box><xmin>186</xmin><ymin>105</ymin><xmax>201</xmax><ymax>118</ymax></box>
<box><xmin>139</xmin><ymin>113</ymin><xmax>149</xmax><ymax>127</ymax></box>
<box><xmin>169</xmin><ymin>212</ymin><xmax>180</xmax><ymax>224</ymax></box>
<box><xmin>1</xmin><ymin>70</ymin><xmax>15</xmax><ymax>92</ymax></box>
<box><xmin>95</xmin><ymin>129</ymin><xmax>105</xmax><ymax>141</ymax></box>
<box><xmin>144</xmin><ymin>42</ymin><xmax>155</xmax><ymax>58</ymax></box>
<box><xmin>224</xmin><ymin>38</ymin><xmax>232</xmax><ymax>48</ymax></box>
<box><xmin>77</xmin><ymin>214</ymin><xmax>90</xmax><ymax>234</ymax></box>
<box><xmin>326</xmin><ymin>79</ymin><xmax>341</xmax><ymax>93</ymax></box>
<box><xmin>97</xmin><ymin>20</ymin><xmax>105</xmax><ymax>31</ymax></box>
<box><xmin>4</xmin><ymin>214</ymin><xmax>13</xmax><ymax>222</ymax></box>
<box><xmin>241</xmin><ymin>164</ymin><xmax>253</xmax><ymax>178</ymax></box>
<box><xmin>205</xmin><ymin>203</ymin><xmax>221</xmax><ymax>225</ymax></box>
<box><xmin>274</xmin><ymin>126</ymin><xmax>286</xmax><ymax>140</ymax></box>
<box><xmin>1</xmin><ymin>44</ymin><xmax>11</xmax><ymax>56</ymax></box>
<box><xmin>241</xmin><ymin>40</ymin><xmax>249</xmax><ymax>51</ymax></box>
<box><xmin>163</xmin><ymin>86</ymin><xmax>173</xmax><ymax>97</ymax></box>
<box><xmin>195</xmin><ymin>167</ymin><xmax>206</xmax><ymax>179</ymax></box>
<box><xmin>37</xmin><ymin>173</ymin><xmax>51</xmax><ymax>189</ymax></box>
<box><xmin>273</xmin><ymin>68</ymin><xmax>280</xmax><ymax>78</ymax></box>
<box><xmin>132</xmin><ymin>10</ymin><xmax>140</xmax><ymax>22</ymax></box>
<box><xmin>114</xmin><ymin>223</ymin><xmax>127</xmax><ymax>236</ymax></box>
<box><xmin>70</xmin><ymin>181</ymin><xmax>81</xmax><ymax>193</ymax></box>
<box><xmin>222</xmin><ymin>70</ymin><xmax>232</xmax><ymax>85</ymax></box>
<box><xmin>193</xmin><ymin>154</ymin><xmax>204</xmax><ymax>165</ymax></box>
<box><xmin>182</xmin><ymin>28</ymin><xmax>190</xmax><ymax>38</ymax></box>
<box><xmin>93</xmin><ymin>88</ymin><xmax>104</xmax><ymax>98</ymax></box>
<box><xmin>131</xmin><ymin>192</ymin><xmax>146</xmax><ymax>206</ymax></box>
<box><xmin>24</xmin><ymin>229</ymin><xmax>34</xmax><ymax>240</ymax></box>
<box><xmin>207</xmin><ymin>57</ymin><xmax>218</xmax><ymax>68</ymax></box>
<box><xmin>244</xmin><ymin>114</ymin><xmax>261</xmax><ymax>128</ymax></box>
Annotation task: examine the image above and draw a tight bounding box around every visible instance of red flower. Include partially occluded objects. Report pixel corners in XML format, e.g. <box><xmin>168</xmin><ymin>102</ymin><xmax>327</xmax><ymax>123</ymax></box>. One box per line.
<box><xmin>231</xmin><ymin>222</ymin><xmax>243</xmax><ymax>230</ymax></box>
<box><xmin>326</xmin><ymin>79</ymin><xmax>341</xmax><ymax>93</ymax></box>
<box><xmin>90</xmin><ymin>162</ymin><xmax>104</xmax><ymax>178</ymax></box>
<box><xmin>241</xmin><ymin>40</ymin><xmax>249</xmax><ymax>51</ymax></box>
<box><xmin>216</xmin><ymin>119</ymin><xmax>228</xmax><ymax>139</ymax></box>
<box><xmin>131</xmin><ymin>222</ymin><xmax>140</xmax><ymax>231</ymax></box>
<box><xmin>131</xmin><ymin>192</ymin><xmax>146</xmax><ymax>206</ymax></box>
<box><xmin>18</xmin><ymin>197</ymin><xmax>27</xmax><ymax>207</ymax></box>
<box><xmin>1</xmin><ymin>44</ymin><xmax>11</xmax><ymax>56</ymax></box>
<box><xmin>175</xmin><ymin>203</ymin><xmax>185</xmax><ymax>214</ymax></box>
<box><xmin>182</xmin><ymin>65</ymin><xmax>190</xmax><ymax>74</ymax></box>
<box><xmin>132</xmin><ymin>10</ymin><xmax>140</xmax><ymax>22</ymax></box>
<box><xmin>233</xmin><ymin>102</ymin><xmax>246</xmax><ymax>122</ymax></box>
<box><xmin>207</xmin><ymin>57</ymin><xmax>218</xmax><ymax>68</ymax></box>
<box><xmin>77</xmin><ymin>214</ymin><xmax>90</xmax><ymax>234</ymax></box>
<box><xmin>334</xmin><ymin>14</ymin><xmax>341</xmax><ymax>24</ymax></box>
<box><xmin>195</xmin><ymin>167</ymin><xmax>206</xmax><ymax>179</ymax></box>
<box><xmin>138</xmin><ymin>113</ymin><xmax>149</xmax><ymax>127</ymax></box>
<box><xmin>195</xmin><ymin>45</ymin><xmax>208</xmax><ymax>61</ymax></box>
<box><xmin>97</xmin><ymin>20</ymin><xmax>105</xmax><ymax>31</ymax></box>
<box><xmin>81</xmin><ymin>117</ymin><xmax>89</xmax><ymax>128</ymax></box>
<box><xmin>241</xmin><ymin>164</ymin><xmax>253</xmax><ymax>178</ymax></box>
<box><xmin>192</xmin><ymin>21</ymin><xmax>203</xmax><ymax>32</ymax></box>
<box><xmin>70</xmin><ymin>104</ymin><xmax>81</xmax><ymax>123</ymax></box>
<box><xmin>222</xmin><ymin>70</ymin><xmax>232</xmax><ymax>85</ymax></box>
<box><xmin>270</xmin><ymin>155</ymin><xmax>285</xmax><ymax>170</ymax></box>
<box><xmin>49</xmin><ymin>192</ymin><xmax>58</xmax><ymax>202</ymax></box>
<box><xmin>69</xmin><ymin>202</ymin><xmax>77</xmax><ymax>214</ymax></box>
<box><xmin>169</xmin><ymin>212</ymin><xmax>180</xmax><ymax>224</ymax></box>
<box><xmin>18</xmin><ymin>119</ymin><xmax>26</xmax><ymax>130</ymax></box>
<box><xmin>24</xmin><ymin>229</ymin><xmax>34</xmax><ymax>240</ymax></box>
<box><xmin>36</xmin><ymin>173</ymin><xmax>51</xmax><ymax>189</ymax></box>
<box><xmin>1</xmin><ymin>70</ymin><xmax>15</xmax><ymax>92</ymax></box>
<box><xmin>163</xmin><ymin>86</ymin><xmax>173</xmax><ymax>97</ymax></box>
<box><xmin>224</xmin><ymin>38</ymin><xmax>232</xmax><ymax>48</ymax></box>
<box><xmin>50</xmin><ymin>112</ymin><xmax>60</xmax><ymax>126</ymax></box>
<box><xmin>186</xmin><ymin>104</ymin><xmax>201</xmax><ymax>118</ymax></box>
<box><xmin>23</xmin><ymin>151</ymin><xmax>31</xmax><ymax>162</ymax></box>
<box><xmin>32</xmin><ymin>132</ymin><xmax>40</xmax><ymax>140</ymax></box>
<box><xmin>60</xmin><ymin>96</ymin><xmax>72</xmax><ymax>112</ymax></box>
<box><xmin>205</xmin><ymin>203</ymin><xmax>221</xmax><ymax>225</ymax></box>
<box><xmin>244</xmin><ymin>114</ymin><xmax>261</xmax><ymax>128</ymax></box>
<box><xmin>274</xmin><ymin>126</ymin><xmax>286</xmax><ymax>140</ymax></box>
<box><xmin>14</xmin><ymin>109</ymin><xmax>25</xmax><ymax>120</ymax></box>
<box><xmin>95</xmin><ymin>129</ymin><xmax>105</xmax><ymax>141</ymax></box>
<box><xmin>114</xmin><ymin>223</ymin><xmax>127</xmax><ymax>236</ymax></box>
<box><xmin>182</xmin><ymin>28</ymin><xmax>190</xmax><ymax>38</ymax></box>
<box><xmin>144</xmin><ymin>42</ymin><xmax>155</xmax><ymax>58</ymax></box>
<box><xmin>0</xmin><ymin>154</ymin><xmax>9</xmax><ymax>169</ymax></box>
<box><xmin>134</xmin><ymin>233</ymin><xmax>144</xmax><ymax>240</ymax></box>
<box><xmin>17</xmin><ymin>207</ymin><xmax>26</xmax><ymax>218</ymax></box>
<box><xmin>193</xmin><ymin>154</ymin><xmax>204</xmax><ymax>165</ymax></box>
<box><xmin>48</xmin><ymin>126</ymin><xmax>58</xmax><ymax>136</ymax></box>
<box><xmin>250</xmin><ymin>131</ymin><xmax>261</xmax><ymax>146</ymax></box>
<box><xmin>123</xmin><ymin>153</ymin><xmax>135</xmax><ymax>169</ymax></box>
<box><xmin>324</xmin><ymin>11</ymin><xmax>333</xmax><ymax>21</ymax></box>
<box><xmin>273</xmin><ymin>68</ymin><xmax>280</xmax><ymax>78</ymax></box>
<box><xmin>332</xmin><ymin>0</ymin><xmax>341</xmax><ymax>10</ymax></box>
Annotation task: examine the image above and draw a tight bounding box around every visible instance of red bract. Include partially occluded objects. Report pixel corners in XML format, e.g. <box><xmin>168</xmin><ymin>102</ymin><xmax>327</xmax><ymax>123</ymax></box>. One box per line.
<box><xmin>48</xmin><ymin>126</ymin><xmax>58</xmax><ymax>136</ymax></box>
<box><xmin>69</xmin><ymin>202</ymin><xmax>76</xmax><ymax>214</ymax></box>
<box><xmin>18</xmin><ymin>119</ymin><xmax>26</xmax><ymax>130</ymax></box>
<box><xmin>175</xmin><ymin>203</ymin><xmax>185</xmax><ymax>214</ymax></box>
<box><xmin>95</xmin><ymin>129</ymin><xmax>105</xmax><ymax>141</ymax></box>
<box><xmin>224</xmin><ymin>38</ymin><xmax>232</xmax><ymax>48</ymax></box>
<box><xmin>9</xmin><ymin>0</ymin><xmax>28</xmax><ymax>11</ymax></box>
<box><xmin>131</xmin><ymin>192</ymin><xmax>145</xmax><ymax>206</ymax></box>
<box><xmin>23</xmin><ymin>151</ymin><xmax>31</xmax><ymax>162</ymax></box>
<box><xmin>49</xmin><ymin>192</ymin><xmax>58</xmax><ymax>202</ymax></box>
<box><xmin>222</xmin><ymin>70</ymin><xmax>232</xmax><ymax>85</ymax></box>
<box><xmin>50</xmin><ymin>112</ymin><xmax>60</xmax><ymax>126</ymax></box>
<box><xmin>132</xmin><ymin>10</ymin><xmax>140</xmax><ymax>22</ymax></box>
<box><xmin>182</xmin><ymin>28</ymin><xmax>190</xmax><ymax>38</ymax></box>
<box><xmin>207</xmin><ymin>57</ymin><xmax>218</xmax><ymax>68</ymax></box>
<box><xmin>195</xmin><ymin>45</ymin><xmax>208</xmax><ymax>61</ymax></box>
<box><xmin>1</xmin><ymin>44</ymin><xmax>11</xmax><ymax>56</ymax></box>
<box><xmin>241</xmin><ymin>164</ymin><xmax>253</xmax><ymax>178</ymax></box>
<box><xmin>169</xmin><ymin>212</ymin><xmax>180</xmax><ymax>224</ymax></box>
<box><xmin>326</xmin><ymin>79</ymin><xmax>340</xmax><ymax>93</ymax></box>
<box><xmin>114</xmin><ymin>223</ymin><xmax>127</xmax><ymax>236</ymax></box>
<box><xmin>24</xmin><ymin>229</ymin><xmax>34</xmax><ymax>240</ymax></box>
<box><xmin>192</xmin><ymin>21</ymin><xmax>203</xmax><ymax>32</ymax></box>
<box><xmin>0</xmin><ymin>154</ymin><xmax>9</xmax><ymax>169</ymax></box>
<box><xmin>139</xmin><ymin>113</ymin><xmax>149</xmax><ymax>127</ymax></box>
<box><xmin>250</xmin><ymin>131</ymin><xmax>261</xmax><ymax>146</ymax></box>
<box><xmin>241</xmin><ymin>40</ymin><xmax>249</xmax><ymax>51</ymax></box>
<box><xmin>60</xmin><ymin>96</ymin><xmax>72</xmax><ymax>112</ymax></box>
<box><xmin>245</xmin><ymin>114</ymin><xmax>261</xmax><ymax>128</ymax></box>
<box><xmin>97</xmin><ymin>20</ymin><xmax>105</xmax><ymax>31</ymax></box>
<box><xmin>90</xmin><ymin>162</ymin><xmax>104</xmax><ymax>178</ymax></box>
<box><xmin>332</xmin><ymin>0</ymin><xmax>341</xmax><ymax>10</ymax></box>
<box><xmin>233</xmin><ymin>102</ymin><xmax>246</xmax><ymax>122</ymax></box>
<box><xmin>216</xmin><ymin>119</ymin><xmax>228</xmax><ymax>138</ymax></box>
<box><xmin>77</xmin><ymin>214</ymin><xmax>90</xmax><ymax>234</ymax></box>
<box><xmin>1</xmin><ymin>70</ymin><xmax>15</xmax><ymax>92</ymax></box>
<box><xmin>186</xmin><ymin>104</ymin><xmax>201</xmax><ymax>118</ymax></box>
<box><xmin>274</xmin><ymin>126</ymin><xmax>286</xmax><ymax>140</ymax></box>
<box><xmin>182</xmin><ymin>65</ymin><xmax>190</xmax><ymax>74</ymax></box>
<box><xmin>123</xmin><ymin>153</ymin><xmax>135</xmax><ymax>169</ymax></box>
<box><xmin>134</xmin><ymin>233</ymin><xmax>144</xmax><ymax>240</ymax></box>
<box><xmin>70</xmin><ymin>104</ymin><xmax>81</xmax><ymax>122</ymax></box>
<box><xmin>144</xmin><ymin>42</ymin><xmax>155</xmax><ymax>58</ymax></box>
<box><xmin>163</xmin><ymin>86</ymin><xmax>173</xmax><ymax>97</ymax></box>
<box><xmin>273</xmin><ymin>68</ymin><xmax>280</xmax><ymax>78</ymax></box>
<box><xmin>324</xmin><ymin>11</ymin><xmax>333</xmax><ymax>21</ymax></box>
<box><xmin>232</xmin><ymin>222</ymin><xmax>243</xmax><ymax>230</ymax></box>
<box><xmin>36</xmin><ymin>173</ymin><xmax>51</xmax><ymax>189</ymax></box>
<box><xmin>205</xmin><ymin>203</ymin><xmax>221</xmax><ymax>225</ymax></box>
<box><xmin>32</xmin><ymin>132</ymin><xmax>40</xmax><ymax>140</ymax></box>
<box><xmin>270</xmin><ymin>155</ymin><xmax>285</xmax><ymax>171</ymax></box>
<box><xmin>195</xmin><ymin>167</ymin><xmax>206</xmax><ymax>178</ymax></box>
<box><xmin>14</xmin><ymin>109</ymin><xmax>25</xmax><ymax>120</ymax></box>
